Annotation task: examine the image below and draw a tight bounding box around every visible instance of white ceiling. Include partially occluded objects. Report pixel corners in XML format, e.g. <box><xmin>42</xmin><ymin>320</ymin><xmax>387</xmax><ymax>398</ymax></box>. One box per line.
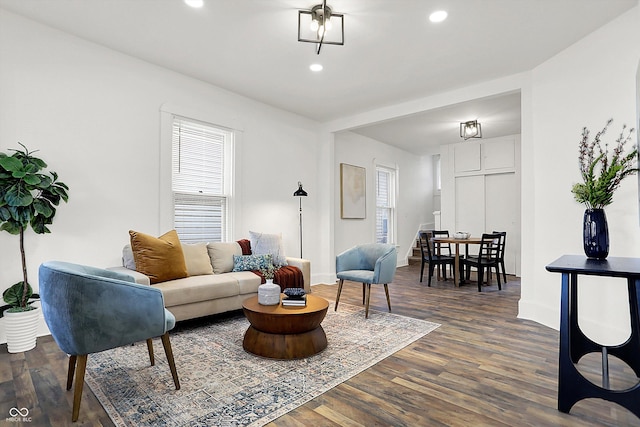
<box><xmin>0</xmin><ymin>0</ymin><xmax>636</xmax><ymax>154</ymax></box>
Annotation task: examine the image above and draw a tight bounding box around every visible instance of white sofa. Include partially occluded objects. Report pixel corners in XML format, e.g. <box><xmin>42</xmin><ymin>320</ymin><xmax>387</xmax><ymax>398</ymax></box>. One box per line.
<box><xmin>110</xmin><ymin>241</ymin><xmax>310</xmax><ymax>322</ymax></box>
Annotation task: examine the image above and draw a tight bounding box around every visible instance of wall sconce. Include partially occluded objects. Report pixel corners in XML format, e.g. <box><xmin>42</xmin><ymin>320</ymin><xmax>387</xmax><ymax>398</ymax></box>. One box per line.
<box><xmin>298</xmin><ymin>0</ymin><xmax>344</xmax><ymax>54</ymax></box>
<box><xmin>460</xmin><ymin>120</ymin><xmax>482</xmax><ymax>140</ymax></box>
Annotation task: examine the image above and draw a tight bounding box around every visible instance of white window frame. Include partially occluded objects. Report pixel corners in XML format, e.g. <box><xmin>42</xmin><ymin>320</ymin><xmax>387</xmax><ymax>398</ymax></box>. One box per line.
<box><xmin>159</xmin><ymin>105</ymin><xmax>238</xmax><ymax>242</ymax></box>
<box><xmin>375</xmin><ymin>164</ymin><xmax>397</xmax><ymax>245</ymax></box>
<box><xmin>171</xmin><ymin>116</ymin><xmax>233</xmax><ymax>243</ymax></box>
<box><xmin>435</xmin><ymin>155</ymin><xmax>442</xmax><ymax>193</ymax></box>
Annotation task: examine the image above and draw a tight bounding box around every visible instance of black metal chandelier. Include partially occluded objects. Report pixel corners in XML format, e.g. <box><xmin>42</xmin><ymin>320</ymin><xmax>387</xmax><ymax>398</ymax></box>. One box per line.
<box><xmin>460</xmin><ymin>120</ymin><xmax>482</xmax><ymax>140</ymax></box>
<box><xmin>298</xmin><ymin>1</ymin><xmax>344</xmax><ymax>54</ymax></box>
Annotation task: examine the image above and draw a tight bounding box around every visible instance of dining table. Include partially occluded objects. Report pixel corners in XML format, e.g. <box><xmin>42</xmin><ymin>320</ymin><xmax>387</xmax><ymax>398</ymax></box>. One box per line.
<box><xmin>431</xmin><ymin>236</ymin><xmax>483</xmax><ymax>287</ymax></box>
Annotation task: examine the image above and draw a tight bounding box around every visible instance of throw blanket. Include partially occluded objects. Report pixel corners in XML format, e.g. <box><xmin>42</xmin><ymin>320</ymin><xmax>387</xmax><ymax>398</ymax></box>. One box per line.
<box><xmin>237</xmin><ymin>239</ymin><xmax>304</xmax><ymax>292</ymax></box>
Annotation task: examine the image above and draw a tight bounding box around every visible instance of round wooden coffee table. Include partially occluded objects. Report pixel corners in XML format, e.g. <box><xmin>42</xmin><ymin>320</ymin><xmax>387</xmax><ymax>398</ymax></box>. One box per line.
<box><xmin>242</xmin><ymin>294</ymin><xmax>329</xmax><ymax>359</ymax></box>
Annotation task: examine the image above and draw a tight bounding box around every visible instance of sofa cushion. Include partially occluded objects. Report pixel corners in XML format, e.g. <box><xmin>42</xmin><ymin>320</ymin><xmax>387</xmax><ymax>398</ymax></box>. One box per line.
<box><xmin>152</xmin><ymin>274</ymin><xmax>240</xmax><ymax>306</ymax></box>
<box><xmin>182</xmin><ymin>242</ymin><xmax>214</xmax><ymax>276</ymax></box>
<box><xmin>232</xmin><ymin>254</ymin><xmax>272</xmax><ymax>272</ymax></box>
<box><xmin>249</xmin><ymin>231</ymin><xmax>288</xmax><ymax>266</ymax></box>
<box><xmin>207</xmin><ymin>242</ymin><xmax>242</xmax><ymax>274</ymax></box>
<box><xmin>129</xmin><ymin>229</ymin><xmax>188</xmax><ymax>284</ymax></box>
<box><xmin>228</xmin><ymin>271</ymin><xmax>262</xmax><ymax>295</ymax></box>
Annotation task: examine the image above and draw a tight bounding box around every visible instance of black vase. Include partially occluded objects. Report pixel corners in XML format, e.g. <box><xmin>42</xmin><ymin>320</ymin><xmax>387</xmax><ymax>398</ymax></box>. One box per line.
<box><xmin>583</xmin><ymin>208</ymin><xmax>609</xmax><ymax>259</ymax></box>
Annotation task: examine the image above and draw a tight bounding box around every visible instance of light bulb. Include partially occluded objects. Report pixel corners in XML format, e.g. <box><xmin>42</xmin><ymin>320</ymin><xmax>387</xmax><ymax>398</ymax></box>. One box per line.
<box><xmin>310</xmin><ymin>63</ymin><xmax>323</xmax><ymax>72</ymax></box>
<box><xmin>318</xmin><ymin>25</ymin><xmax>325</xmax><ymax>37</ymax></box>
<box><xmin>184</xmin><ymin>0</ymin><xmax>204</xmax><ymax>8</ymax></box>
<box><xmin>429</xmin><ymin>10</ymin><xmax>448</xmax><ymax>23</ymax></box>
<box><xmin>310</xmin><ymin>20</ymin><xmax>319</xmax><ymax>32</ymax></box>
<box><xmin>325</xmin><ymin>19</ymin><xmax>332</xmax><ymax>31</ymax></box>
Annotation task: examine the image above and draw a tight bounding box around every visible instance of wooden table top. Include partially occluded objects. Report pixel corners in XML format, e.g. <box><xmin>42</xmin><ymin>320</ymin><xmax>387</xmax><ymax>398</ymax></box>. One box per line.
<box><xmin>242</xmin><ymin>294</ymin><xmax>329</xmax><ymax>316</ymax></box>
<box><xmin>432</xmin><ymin>236</ymin><xmax>483</xmax><ymax>244</ymax></box>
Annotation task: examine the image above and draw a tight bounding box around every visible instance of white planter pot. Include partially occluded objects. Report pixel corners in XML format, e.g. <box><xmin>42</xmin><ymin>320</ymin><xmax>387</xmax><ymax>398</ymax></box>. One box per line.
<box><xmin>4</xmin><ymin>307</ymin><xmax>40</xmax><ymax>353</ymax></box>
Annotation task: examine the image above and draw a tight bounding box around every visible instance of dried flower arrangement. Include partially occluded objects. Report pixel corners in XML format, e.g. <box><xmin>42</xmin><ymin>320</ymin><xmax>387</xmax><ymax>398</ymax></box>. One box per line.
<box><xmin>259</xmin><ymin>263</ymin><xmax>277</xmax><ymax>281</ymax></box>
<box><xmin>571</xmin><ymin>119</ymin><xmax>638</xmax><ymax>209</ymax></box>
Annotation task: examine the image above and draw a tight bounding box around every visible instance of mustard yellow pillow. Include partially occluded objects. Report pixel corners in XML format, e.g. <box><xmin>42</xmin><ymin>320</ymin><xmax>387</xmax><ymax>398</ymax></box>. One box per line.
<box><xmin>129</xmin><ymin>229</ymin><xmax>188</xmax><ymax>284</ymax></box>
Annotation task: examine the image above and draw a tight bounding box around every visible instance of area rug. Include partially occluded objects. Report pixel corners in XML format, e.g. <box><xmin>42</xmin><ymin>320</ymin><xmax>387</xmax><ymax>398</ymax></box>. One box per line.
<box><xmin>85</xmin><ymin>301</ymin><xmax>440</xmax><ymax>427</ymax></box>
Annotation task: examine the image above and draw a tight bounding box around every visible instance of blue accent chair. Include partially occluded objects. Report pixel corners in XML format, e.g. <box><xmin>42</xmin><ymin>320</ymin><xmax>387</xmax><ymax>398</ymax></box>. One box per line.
<box><xmin>38</xmin><ymin>261</ymin><xmax>180</xmax><ymax>422</ymax></box>
<box><xmin>335</xmin><ymin>243</ymin><xmax>397</xmax><ymax>318</ymax></box>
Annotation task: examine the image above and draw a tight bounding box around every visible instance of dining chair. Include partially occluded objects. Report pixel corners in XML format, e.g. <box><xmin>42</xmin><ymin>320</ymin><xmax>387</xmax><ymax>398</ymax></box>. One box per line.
<box><xmin>461</xmin><ymin>232</ymin><xmax>502</xmax><ymax>292</ymax></box>
<box><xmin>430</xmin><ymin>230</ymin><xmax>454</xmax><ymax>277</ymax></box>
<box><xmin>419</xmin><ymin>231</ymin><xmax>455</xmax><ymax>287</ymax></box>
<box><xmin>492</xmin><ymin>231</ymin><xmax>507</xmax><ymax>283</ymax></box>
<box><xmin>38</xmin><ymin>261</ymin><xmax>180</xmax><ymax>422</ymax></box>
<box><xmin>335</xmin><ymin>243</ymin><xmax>397</xmax><ymax>318</ymax></box>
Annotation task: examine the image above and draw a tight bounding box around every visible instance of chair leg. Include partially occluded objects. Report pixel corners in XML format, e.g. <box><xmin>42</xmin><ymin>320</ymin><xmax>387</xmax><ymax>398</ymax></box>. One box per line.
<box><xmin>335</xmin><ymin>279</ymin><xmax>344</xmax><ymax>311</ymax></box>
<box><xmin>496</xmin><ymin>265</ymin><xmax>502</xmax><ymax>290</ymax></box>
<box><xmin>500</xmin><ymin>261</ymin><xmax>507</xmax><ymax>282</ymax></box>
<box><xmin>161</xmin><ymin>332</ymin><xmax>180</xmax><ymax>390</ymax></box>
<box><xmin>428</xmin><ymin>263</ymin><xmax>435</xmax><ymax>287</ymax></box>
<box><xmin>147</xmin><ymin>338</ymin><xmax>155</xmax><ymax>366</ymax></box>
<box><xmin>477</xmin><ymin>267</ymin><xmax>484</xmax><ymax>292</ymax></box>
<box><xmin>383</xmin><ymin>283</ymin><xmax>391</xmax><ymax>312</ymax></box>
<box><xmin>67</xmin><ymin>355</ymin><xmax>77</xmax><ymax>390</ymax></box>
<box><xmin>71</xmin><ymin>354</ymin><xmax>88</xmax><ymax>422</ymax></box>
<box><xmin>420</xmin><ymin>260</ymin><xmax>425</xmax><ymax>282</ymax></box>
<box><xmin>362</xmin><ymin>283</ymin><xmax>366</xmax><ymax>305</ymax></box>
<box><xmin>364</xmin><ymin>283</ymin><xmax>372</xmax><ymax>319</ymax></box>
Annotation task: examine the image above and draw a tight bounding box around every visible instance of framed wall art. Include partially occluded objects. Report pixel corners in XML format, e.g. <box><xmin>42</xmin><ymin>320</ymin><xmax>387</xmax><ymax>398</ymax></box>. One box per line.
<box><xmin>340</xmin><ymin>163</ymin><xmax>366</xmax><ymax>219</ymax></box>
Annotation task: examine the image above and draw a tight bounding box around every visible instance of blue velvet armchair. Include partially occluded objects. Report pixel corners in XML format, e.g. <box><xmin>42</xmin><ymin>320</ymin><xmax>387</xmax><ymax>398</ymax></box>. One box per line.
<box><xmin>335</xmin><ymin>243</ymin><xmax>397</xmax><ymax>318</ymax></box>
<box><xmin>38</xmin><ymin>261</ymin><xmax>180</xmax><ymax>422</ymax></box>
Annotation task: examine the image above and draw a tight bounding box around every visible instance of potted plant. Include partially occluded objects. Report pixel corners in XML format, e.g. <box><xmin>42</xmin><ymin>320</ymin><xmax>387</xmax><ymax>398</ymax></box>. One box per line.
<box><xmin>571</xmin><ymin>119</ymin><xmax>638</xmax><ymax>259</ymax></box>
<box><xmin>0</xmin><ymin>143</ymin><xmax>69</xmax><ymax>352</ymax></box>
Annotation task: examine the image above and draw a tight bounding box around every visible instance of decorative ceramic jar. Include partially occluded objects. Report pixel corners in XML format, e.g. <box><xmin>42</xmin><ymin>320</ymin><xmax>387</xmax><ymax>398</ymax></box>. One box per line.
<box><xmin>258</xmin><ymin>280</ymin><xmax>280</xmax><ymax>305</ymax></box>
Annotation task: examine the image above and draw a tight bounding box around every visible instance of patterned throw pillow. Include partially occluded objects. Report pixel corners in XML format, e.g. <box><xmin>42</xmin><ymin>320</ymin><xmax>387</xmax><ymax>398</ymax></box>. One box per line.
<box><xmin>232</xmin><ymin>254</ymin><xmax>273</xmax><ymax>272</ymax></box>
<box><xmin>249</xmin><ymin>231</ymin><xmax>288</xmax><ymax>267</ymax></box>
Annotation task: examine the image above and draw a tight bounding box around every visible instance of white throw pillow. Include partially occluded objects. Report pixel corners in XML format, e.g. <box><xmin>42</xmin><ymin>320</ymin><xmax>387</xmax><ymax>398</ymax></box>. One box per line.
<box><xmin>182</xmin><ymin>242</ymin><xmax>214</xmax><ymax>276</ymax></box>
<box><xmin>207</xmin><ymin>242</ymin><xmax>243</xmax><ymax>274</ymax></box>
<box><xmin>249</xmin><ymin>231</ymin><xmax>288</xmax><ymax>267</ymax></box>
<box><xmin>122</xmin><ymin>244</ymin><xmax>136</xmax><ymax>270</ymax></box>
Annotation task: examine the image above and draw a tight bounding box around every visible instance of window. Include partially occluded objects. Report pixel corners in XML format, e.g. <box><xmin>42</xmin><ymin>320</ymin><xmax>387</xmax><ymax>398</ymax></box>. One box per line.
<box><xmin>172</xmin><ymin>117</ymin><xmax>232</xmax><ymax>243</ymax></box>
<box><xmin>376</xmin><ymin>165</ymin><xmax>396</xmax><ymax>244</ymax></box>
<box><xmin>435</xmin><ymin>155</ymin><xmax>441</xmax><ymax>192</ymax></box>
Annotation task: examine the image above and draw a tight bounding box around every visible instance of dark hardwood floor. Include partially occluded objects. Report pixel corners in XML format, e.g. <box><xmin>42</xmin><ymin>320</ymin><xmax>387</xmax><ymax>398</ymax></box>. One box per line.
<box><xmin>2</xmin><ymin>264</ymin><xmax>639</xmax><ymax>426</ymax></box>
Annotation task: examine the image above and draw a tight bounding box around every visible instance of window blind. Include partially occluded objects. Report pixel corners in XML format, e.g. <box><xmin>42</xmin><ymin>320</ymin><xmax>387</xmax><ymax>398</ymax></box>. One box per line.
<box><xmin>172</xmin><ymin>117</ymin><xmax>230</xmax><ymax>243</ymax></box>
<box><xmin>376</xmin><ymin>168</ymin><xmax>392</xmax><ymax>244</ymax></box>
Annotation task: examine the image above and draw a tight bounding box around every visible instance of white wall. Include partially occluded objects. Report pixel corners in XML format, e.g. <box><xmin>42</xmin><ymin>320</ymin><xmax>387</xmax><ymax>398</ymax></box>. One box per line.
<box><xmin>333</xmin><ymin>131</ymin><xmax>433</xmax><ymax>270</ymax></box>
<box><xmin>519</xmin><ymin>5</ymin><xmax>640</xmax><ymax>344</ymax></box>
<box><xmin>0</xmin><ymin>10</ymin><xmax>323</xmax><ymax>339</ymax></box>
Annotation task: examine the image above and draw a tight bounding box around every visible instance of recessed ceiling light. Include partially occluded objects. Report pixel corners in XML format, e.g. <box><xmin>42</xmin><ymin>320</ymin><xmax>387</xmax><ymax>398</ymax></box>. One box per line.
<box><xmin>310</xmin><ymin>64</ymin><xmax>323</xmax><ymax>72</ymax></box>
<box><xmin>184</xmin><ymin>0</ymin><xmax>204</xmax><ymax>8</ymax></box>
<box><xmin>429</xmin><ymin>10</ymin><xmax>448</xmax><ymax>23</ymax></box>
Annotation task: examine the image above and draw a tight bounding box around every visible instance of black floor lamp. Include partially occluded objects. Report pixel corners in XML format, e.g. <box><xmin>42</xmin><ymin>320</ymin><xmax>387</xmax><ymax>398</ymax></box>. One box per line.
<box><xmin>293</xmin><ymin>182</ymin><xmax>308</xmax><ymax>258</ymax></box>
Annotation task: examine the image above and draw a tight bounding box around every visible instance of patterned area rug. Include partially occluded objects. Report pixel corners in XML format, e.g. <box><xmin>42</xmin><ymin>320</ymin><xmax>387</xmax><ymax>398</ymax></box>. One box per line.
<box><xmin>85</xmin><ymin>301</ymin><xmax>440</xmax><ymax>426</ymax></box>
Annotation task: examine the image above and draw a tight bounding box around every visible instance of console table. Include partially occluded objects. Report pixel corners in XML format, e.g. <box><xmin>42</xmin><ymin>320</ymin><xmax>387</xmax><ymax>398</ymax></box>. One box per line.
<box><xmin>545</xmin><ymin>255</ymin><xmax>640</xmax><ymax>418</ymax></box>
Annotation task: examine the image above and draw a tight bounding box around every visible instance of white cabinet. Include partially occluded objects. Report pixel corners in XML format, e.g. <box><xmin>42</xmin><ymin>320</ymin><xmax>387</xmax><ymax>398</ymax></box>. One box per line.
<box><xmin>441</xmin><ymin>135</ymin><xmax>521</xmax><ymax>276</ymax></box>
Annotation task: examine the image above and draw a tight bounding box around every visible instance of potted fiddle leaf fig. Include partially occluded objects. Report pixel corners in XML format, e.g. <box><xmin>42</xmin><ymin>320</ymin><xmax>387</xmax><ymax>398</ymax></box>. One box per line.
<box><xmin>0</xmin><ymin>143</ymin><xmax>69</xmax><ymax>352</ymax></box>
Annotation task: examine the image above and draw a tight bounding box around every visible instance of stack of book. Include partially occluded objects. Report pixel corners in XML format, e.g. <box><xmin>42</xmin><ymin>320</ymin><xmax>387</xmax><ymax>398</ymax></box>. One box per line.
<box><xmin>282</xmin><ymin>294</ymin><xmax>306</xmax><ymax>306</ymax></box>
<box><xmin>281</xmin><ymin>287</ymin><xmax>307</xmax><ymax>307</ymax></box>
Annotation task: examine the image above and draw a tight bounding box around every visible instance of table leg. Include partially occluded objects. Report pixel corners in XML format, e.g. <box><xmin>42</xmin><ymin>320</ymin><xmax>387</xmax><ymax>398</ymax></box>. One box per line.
<box><xmin>558</xmin><ymin>272</ymin><xmax>640</xmax><ymax>418</ymax></box>
<box><xmin>454</xmin><ymin>244</ymin><xmax>460</xmax><ymax>287</ymax></box>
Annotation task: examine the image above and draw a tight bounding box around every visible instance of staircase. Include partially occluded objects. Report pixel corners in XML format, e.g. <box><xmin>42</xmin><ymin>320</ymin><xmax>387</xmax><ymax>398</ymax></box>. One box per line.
<box><xmin>408</xmin><ymin>236</ymin><xmax>422</xmax><ymax>265</ymax></box>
